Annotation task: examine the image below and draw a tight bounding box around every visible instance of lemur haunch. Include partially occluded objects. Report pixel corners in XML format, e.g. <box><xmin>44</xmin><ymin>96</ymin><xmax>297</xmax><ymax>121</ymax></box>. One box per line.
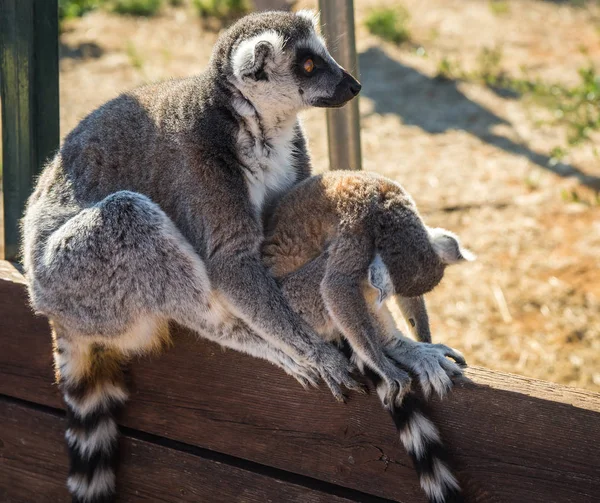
<box><xmin>262</xmin><ymin>171</ymin><xmax>474</xmax><ymax>503</ymax></box>
<box><xmin>22</xmin><ymin>11</ymin><xmax>362</xmax><ymax>503</ymax></box>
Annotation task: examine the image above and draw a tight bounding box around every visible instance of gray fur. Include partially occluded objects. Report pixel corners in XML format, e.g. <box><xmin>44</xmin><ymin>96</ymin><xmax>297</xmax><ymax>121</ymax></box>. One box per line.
<box><xmin>260</xmin><ymin>171</ymin><xmax>472</xmax><ymax>404</ymax></box>
<box><xmin>23</xmin><ymin>9</ymin><xmax>361</xmax><ymax>391</ymax></box>
<box><xmin>21</xmin><ymin>11</ymin><xmax>361</xmax><ymax>502</ymax></box>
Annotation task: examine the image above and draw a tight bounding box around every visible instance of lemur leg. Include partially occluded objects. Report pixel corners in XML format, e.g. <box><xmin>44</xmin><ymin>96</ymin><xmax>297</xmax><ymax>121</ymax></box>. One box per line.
<box><xmin>191</xmin><ymin>318</ymin><xmax>321</xmax><ymax>389</ymax></box>
<box><xmin>375</xmin><ymin>303</ymin><xmax>467</xmax><ymax>398</ymax></box>
<box><xmin>320</xmin><ymin>234</ymin><xmax>411</xmax><ymax>407</ymax></box>
<box><xmin>276</xmin><ymin>253</ymin><xmax>365</xmax><ymax>400</ymax></box>
<box><xmin>184</xmin><ymin>253</ymin><xmax>362</xmax><ymax>400</ymax></box>
<box><xmin>37</xmin><ymin>190</ymin><xmax>214</xmax><ymax>503</ymax></box>
<box><xmin>38</xmin><ymin>191</ymin><xmax>212</xmax><ymax>340</ymax></box>
<box><xmin>40</xmin><ymin>191</ymin><xmax>336</xmax><ymax>500</ymax></box>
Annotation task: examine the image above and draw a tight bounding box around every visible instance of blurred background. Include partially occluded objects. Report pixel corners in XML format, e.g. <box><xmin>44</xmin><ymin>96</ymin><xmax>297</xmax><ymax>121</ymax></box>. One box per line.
<box><xmin>2</xmin><ymin>0</ymin><xmax>599</xmax><ymax>390</ymax></box>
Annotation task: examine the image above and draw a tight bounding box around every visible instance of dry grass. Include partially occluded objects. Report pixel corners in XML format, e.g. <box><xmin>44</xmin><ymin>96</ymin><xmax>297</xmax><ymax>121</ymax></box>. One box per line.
<box><xmin>3</xmin><ymin>0</ymin><xmax>599</xmax><ymax>391</ymax></box>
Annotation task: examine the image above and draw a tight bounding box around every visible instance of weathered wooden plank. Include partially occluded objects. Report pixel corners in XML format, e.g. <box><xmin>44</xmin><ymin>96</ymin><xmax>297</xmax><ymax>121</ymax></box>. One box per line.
<box><xmin>0</xmin><ymin>400</ymin><xmax>358</xmax><ymax>503</ymax></box>
<box><xmin>0</xmin><ymin>263</ymin><xmax>425</xmax><ymax>502</ymax></box>
<box><xmin>1</xmin><ymin>262</ymin><xmax>600</xmax><ymax>502</ymax></box>
<box><xmin>0</xmin><ymin>0</ymin><xmax>59</xmax><ymax>260</ymax></box>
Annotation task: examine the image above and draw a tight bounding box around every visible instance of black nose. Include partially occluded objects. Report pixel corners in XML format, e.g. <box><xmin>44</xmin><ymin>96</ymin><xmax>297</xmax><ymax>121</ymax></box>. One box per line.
<box><xmin>349</xmin><ymin>80</ymin><xmax>361</xmax><ymax>96</ymax></box>
<box><xmin>342</xmin><ymin>69</ymin><xmax>362</xmax><ymax>97</ymax></box>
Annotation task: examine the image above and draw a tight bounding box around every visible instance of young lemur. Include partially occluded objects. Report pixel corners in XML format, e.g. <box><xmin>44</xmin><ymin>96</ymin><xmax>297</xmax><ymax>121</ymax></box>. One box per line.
<box><xmin>22</xmin><ymin>11</ymin><xmax>363</xmax><ymax>503</ymax></box>
<box><xmin>262</xmin><ymin>170</ymin><xmax>474</xmax><ymax>503</ymax></box>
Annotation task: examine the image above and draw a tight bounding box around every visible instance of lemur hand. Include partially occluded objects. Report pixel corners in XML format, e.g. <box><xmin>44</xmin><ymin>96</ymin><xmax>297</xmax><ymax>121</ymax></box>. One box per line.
<box><xmin>385</xmin><ymin>339</ymin><xmax>466</xmax><ymax>399</ymax></box>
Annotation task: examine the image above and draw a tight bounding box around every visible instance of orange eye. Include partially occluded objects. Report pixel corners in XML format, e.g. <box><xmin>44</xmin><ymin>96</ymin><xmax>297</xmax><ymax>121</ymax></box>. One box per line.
<box><xmin>303</xmin><ymin>58</ymin><xmax>315</xmax><ymax>74</ymax></box>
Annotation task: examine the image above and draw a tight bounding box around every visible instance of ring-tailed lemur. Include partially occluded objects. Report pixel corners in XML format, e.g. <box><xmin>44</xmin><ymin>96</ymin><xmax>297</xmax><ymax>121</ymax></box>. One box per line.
<box><xmin>21</xmin><ymin>10</ymin><xmax>362</xmax><ymax>502</ymax></box>
<box><xmin>261</xmin><ymin>171</ymin><xmax>474</xmax><ymax>503</ymax></box>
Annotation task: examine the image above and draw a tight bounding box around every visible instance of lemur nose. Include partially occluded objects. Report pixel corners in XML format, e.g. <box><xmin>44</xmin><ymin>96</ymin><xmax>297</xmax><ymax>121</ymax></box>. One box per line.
<box><xmin>341</xmin><ymin>69</ymin><xmax>362</xmax><ymax>97</ymax></box>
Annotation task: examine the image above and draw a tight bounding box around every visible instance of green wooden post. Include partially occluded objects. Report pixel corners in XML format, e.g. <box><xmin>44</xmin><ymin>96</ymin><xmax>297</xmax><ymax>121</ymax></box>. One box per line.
<box><xmin>0</xmin><ymin>0</ymin><xmax>59</xmax><ymax>261</ymax></box>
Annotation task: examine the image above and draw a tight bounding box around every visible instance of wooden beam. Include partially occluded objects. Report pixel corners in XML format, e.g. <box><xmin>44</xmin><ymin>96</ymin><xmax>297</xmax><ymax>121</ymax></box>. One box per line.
<box><xmin>0</xmin><ymin>0</ymin><xmax>59</xmax><ymax>261</ymax></box>
<box><xmin>0</xmin><ymin>400</ymin><xmax>361</xmax><ymax>503</ymax></box>
<box><xmin>1</xmin><ymin>261</ymin><xmax>599</xmax><ymax>502</ymax></box>
<box><xmin>319</xmin><ymin>0</ymin><xmax>362</xmax><ymax>171</ymax></box>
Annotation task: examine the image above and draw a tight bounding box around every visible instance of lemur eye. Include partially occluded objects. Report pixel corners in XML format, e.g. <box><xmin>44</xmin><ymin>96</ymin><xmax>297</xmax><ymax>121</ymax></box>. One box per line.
<box><xmin>303</xmin><ymin>58</ymin><xmax>315</xmax><ymax>75</ymax></box>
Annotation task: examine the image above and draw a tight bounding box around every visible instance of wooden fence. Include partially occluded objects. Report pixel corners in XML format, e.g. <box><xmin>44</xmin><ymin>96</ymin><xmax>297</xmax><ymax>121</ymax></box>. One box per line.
<box><xmin>1</xmin><ymin>261</ymin><xmax>600</xmax><ymax>502</ymax></box>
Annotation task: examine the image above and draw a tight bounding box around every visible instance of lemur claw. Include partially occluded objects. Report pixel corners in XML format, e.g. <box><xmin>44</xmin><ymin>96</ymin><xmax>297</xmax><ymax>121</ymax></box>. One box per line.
<box><xmin>385</xmin><ymin>340</ymin><xmax>466</xmax><ymax>400</ymax></box>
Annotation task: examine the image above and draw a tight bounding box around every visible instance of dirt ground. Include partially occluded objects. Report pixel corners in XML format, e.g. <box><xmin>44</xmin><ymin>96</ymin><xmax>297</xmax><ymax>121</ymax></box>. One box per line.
<box><xmin>9</xmin><ymin>0</ymin><xmax>600</xmax><ymax>390</ymax></box>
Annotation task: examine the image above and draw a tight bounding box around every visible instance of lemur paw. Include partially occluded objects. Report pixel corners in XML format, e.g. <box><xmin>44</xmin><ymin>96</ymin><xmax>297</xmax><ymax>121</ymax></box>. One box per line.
<box><xmin>311</xmin><ymin>343</ymin><xmax>365</xmax><ymax>402</ymax></box>
<box><xmin>377</xmin><ymin>368</ymin><xmax>412</xmax><ymax>408</ymax></box>
<box><xmin>385</xmin><ymin>341</ymin><xmax>466</xmax><ymax>399</ymax></box>
<box><xmin>279</xmin><ymin>355</ymin><xmax>321</xmax><ymax>389</ymax></box>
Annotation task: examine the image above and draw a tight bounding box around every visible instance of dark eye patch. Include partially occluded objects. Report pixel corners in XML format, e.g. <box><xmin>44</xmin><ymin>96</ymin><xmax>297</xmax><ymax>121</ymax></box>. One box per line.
<box><xmin>295</xmin><ymin>48</ymin><xmax>326</xmax><ymax>77</ymax></box>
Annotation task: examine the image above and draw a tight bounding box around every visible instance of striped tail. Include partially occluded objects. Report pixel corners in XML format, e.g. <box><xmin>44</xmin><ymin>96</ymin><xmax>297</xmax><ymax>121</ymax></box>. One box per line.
<box><xmin>53</xmin><ymin>333</ymin><xmax>127</xmax><ymax>503</ymax></box>
<box><xmin>375</xmin><ymin>383</ymin><xmax>464</xmax><ymax>503</ymax></box>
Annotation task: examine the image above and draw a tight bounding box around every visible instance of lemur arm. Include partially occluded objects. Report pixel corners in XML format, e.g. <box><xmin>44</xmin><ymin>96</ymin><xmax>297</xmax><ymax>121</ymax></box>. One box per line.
<box><xmin>320</xmin><ymin>233</ymin><xmax>411</xmax><ymax>406</ymax></box>
<box><xmin>180</xmin><ymin>156</ymin><xmax>358</xmax><ymax>397</ymax></box>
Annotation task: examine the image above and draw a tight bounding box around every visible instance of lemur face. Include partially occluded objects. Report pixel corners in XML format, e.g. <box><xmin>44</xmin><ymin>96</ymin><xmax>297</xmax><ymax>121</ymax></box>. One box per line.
<box><xmin>227</xmin><ymin>10</ymin><xmax>361</xmax><ymax>114</ymax></box>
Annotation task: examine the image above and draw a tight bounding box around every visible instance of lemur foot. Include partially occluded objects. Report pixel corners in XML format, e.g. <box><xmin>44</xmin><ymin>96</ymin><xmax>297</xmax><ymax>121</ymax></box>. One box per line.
<box><xmin>379</xmin><ymin>367</ymin><xmax>412</xmax><ymax>408</ymax></box>
<box><xmin>385</xmin><ymin>340</ymin><xmax>466</xmax><ymax>399</ymax></box>
<box><xmin>277</xmin><ymin>354</ymin><xmax>321</xmax><ymax>389</ymax></box>
<box><xmin>311</xmin><ymin>343</ymin><xmax>365</xmax><ymax>402</ymax></box>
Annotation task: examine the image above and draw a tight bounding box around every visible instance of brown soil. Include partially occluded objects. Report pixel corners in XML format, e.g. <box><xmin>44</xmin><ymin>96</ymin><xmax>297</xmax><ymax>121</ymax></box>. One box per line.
<box><xmin>6</xmin><ymin>0</ymin><xmax>600</xmax><ymax>390</ymax></box>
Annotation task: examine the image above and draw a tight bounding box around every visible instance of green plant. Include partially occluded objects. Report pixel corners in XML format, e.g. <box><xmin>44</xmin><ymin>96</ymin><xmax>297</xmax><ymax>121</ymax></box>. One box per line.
<box><xmin>489</xmin><ymin>1</ymin><xmax>510</xmax><ymax>16</ymax></box>
<box><xmin>561</xmin><ymin>188</ymin><xmax>583</xmax><ymax>204</ymax></box>
<box><xmin>477</xmin><ymin>46</ymin><xmax>504</xmax><ymax>85</ymax></box>
<box><xmin>111</xmin><ymin>0</ymin><xmax>162</xmax><ymax>16</ymax></box>
<box><xmin>559</xmin><ymin>66</ymin><xmax>600</xmax><ymax>145</ymax></box>
<box><xmin>435</xmin><ymin>46</ymin><xmax>600</xmax><ymax>148</ymax></box>
<box><xmin>550</xmin><ymin>146</ymin><xmax>568</xmax><ymax>162</ymax></box>
<box><xmin>126</xmin><ymin>41</ymin><xmax>144</xmax><ymax>70</ymax></box>
<box><xmin>168</xmin><ymin>0</ymin><xmax>185</xmax><ymax>5</ymax></box>
<box><xmin>193</xmin><ymin>0</ymin><xmax>249</xmax><ymax>21</ymax></box>
<box><xmin>436</xmin><ymin>57</ymin><xmax>456</xmax><ymax>80</ymax></box>
<box><xmin>365</xmin><ymin>6</ymin><xmax>411</xmax><ymax>45</ymax></box>
<box><xmin>58</xmin><ymin>0</ymin><xmax>101</xmax><ymax>20</ymax></box>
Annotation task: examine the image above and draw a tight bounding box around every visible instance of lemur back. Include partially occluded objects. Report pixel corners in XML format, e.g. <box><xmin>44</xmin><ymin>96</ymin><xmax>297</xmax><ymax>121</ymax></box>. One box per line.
<box><xmin>263</xmin><ymin>171</ymin><xmax>471</xmax><ymax>339</ymax></box>
<box><xmin>263</xmin><ymin>171</ymin><xmax>473</xmax><ymax>503</ymax></box>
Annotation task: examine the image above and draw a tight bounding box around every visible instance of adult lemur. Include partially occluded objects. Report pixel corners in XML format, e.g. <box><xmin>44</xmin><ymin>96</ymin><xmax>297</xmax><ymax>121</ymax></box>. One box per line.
<box><xmin>23</xmin><ymin>10</ymin><xmax>361</xmax><ymax>502</ymax></box>
<box><xmin>263</xmin><ymin>170</ymin><xmax>473</xmax><ymax>503</ymax></box>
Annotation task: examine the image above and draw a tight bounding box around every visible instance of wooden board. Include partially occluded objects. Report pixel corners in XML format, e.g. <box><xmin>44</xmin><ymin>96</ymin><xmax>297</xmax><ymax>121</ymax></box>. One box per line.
<box><xmin>0</xmin><ymin>399</ymin><xmax>361</xmax><ymax>503</ymax></box>
<box><xmin>2</xmin><ymin>262</ymin><xmax>600</xmax><ymax>502</ymax></box>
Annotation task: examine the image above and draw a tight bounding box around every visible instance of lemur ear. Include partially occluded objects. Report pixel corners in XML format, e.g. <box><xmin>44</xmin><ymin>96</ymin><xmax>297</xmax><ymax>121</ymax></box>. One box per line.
<box><xmin>428</xmin><ymin>228</ymin><xmax>476</xmax><ymax>265</ymax></box>
<box><xmin>296</xmin><ymin>9</ymin><xmax>321</xmax><ymax>32</ymax></box>
<box><xmin>232</xmin><ymin>31</ymin><xmax>284</xmax><ymax>81</ymax></box>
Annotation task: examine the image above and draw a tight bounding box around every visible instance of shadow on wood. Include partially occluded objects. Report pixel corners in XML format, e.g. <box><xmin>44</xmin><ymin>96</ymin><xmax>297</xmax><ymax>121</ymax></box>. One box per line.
<box><xmin>1</xmin><ymin>260</ymin><xmax>599</xmax><ymax>502</ymax></box>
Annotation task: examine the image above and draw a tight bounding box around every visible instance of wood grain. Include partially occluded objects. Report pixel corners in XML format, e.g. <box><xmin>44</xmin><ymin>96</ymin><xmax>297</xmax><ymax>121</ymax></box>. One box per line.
<box><xmin>2</xmin><ymin>261</ymin><xmax>600</xmax><ymax>502</ymax></box>
<box><xmin>0</xmin><ymin>400</ymin><xmax>360</xmax><ymax>503</ymax></box>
